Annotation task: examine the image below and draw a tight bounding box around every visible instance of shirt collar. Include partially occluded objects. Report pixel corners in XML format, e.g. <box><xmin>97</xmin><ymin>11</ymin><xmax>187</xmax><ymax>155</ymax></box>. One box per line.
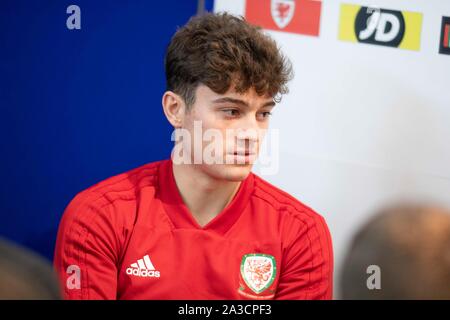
<box><xmin>157</xmin><ymin>158</ymin><xmax>254</xmax><ymax>235</ymax></box>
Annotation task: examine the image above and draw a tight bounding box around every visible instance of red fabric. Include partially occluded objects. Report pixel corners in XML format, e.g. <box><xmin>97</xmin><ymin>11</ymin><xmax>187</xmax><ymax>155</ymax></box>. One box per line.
<box><xmin>444</xmin><ymin>24</ymin><xmax>449</xmax><ymax>48</ymax></box>
<box><xmin>245</xmin><ymin>0</ymin><xmax>322</xmax><ymax>36</ymax></box>
<box><xmin>54</xmin><ymin>159</ymin><xmax>333</xmax><ymax>299</ymax></box>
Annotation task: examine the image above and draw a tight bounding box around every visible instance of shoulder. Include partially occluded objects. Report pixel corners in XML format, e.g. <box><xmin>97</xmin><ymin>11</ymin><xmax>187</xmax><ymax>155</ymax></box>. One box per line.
<box><xmin>83</xmin><ymin>160</ymin><xmax>162</xmax><ymax>202</ymax></box>
<box><xmin>251</xmin><ymin>173</ymin><xmax>327</xmax><ymax>227</ymax></box>
<box><xmin>250</xmin><ymin>173</ymin><xmax>332</xmax><ymax>252</ymax></box>
<box><xmin>58</xmin><ymin>160</ymin><xmax>165</xmax><ymax>232</ymax></box>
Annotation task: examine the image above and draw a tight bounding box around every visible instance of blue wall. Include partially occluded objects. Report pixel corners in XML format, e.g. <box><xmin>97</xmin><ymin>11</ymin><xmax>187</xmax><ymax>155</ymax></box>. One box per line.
<box><xmin>0</xmin><ymin>0</ymin><xmax>198</xmax><ymax>261</ymax></box>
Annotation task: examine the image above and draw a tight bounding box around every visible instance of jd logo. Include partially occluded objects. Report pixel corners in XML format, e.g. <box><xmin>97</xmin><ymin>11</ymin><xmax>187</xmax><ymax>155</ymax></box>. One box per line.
<box><xmin>339</xmin><ymin>4</ymin><xmax>422</xmax><ymax>51</ymax></box>
<box><xmin>355</xmin><ymin>6</ymin><xmax>405</xmax><ymax>47</ymax></box>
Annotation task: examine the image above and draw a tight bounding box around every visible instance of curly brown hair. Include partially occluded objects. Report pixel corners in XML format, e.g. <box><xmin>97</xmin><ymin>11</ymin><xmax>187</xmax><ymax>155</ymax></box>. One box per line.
<box><xmin>164</xmin><ymin>12</ymin><xmax>293</xmax><ymax>107</ymax></box>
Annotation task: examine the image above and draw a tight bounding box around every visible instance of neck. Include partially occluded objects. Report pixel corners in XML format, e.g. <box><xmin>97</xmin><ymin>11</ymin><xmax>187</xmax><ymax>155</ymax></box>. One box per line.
<box><xmin>172</xmin><ymin>163</ymin><xmax>241</xmax><ymax>227</ymax></box>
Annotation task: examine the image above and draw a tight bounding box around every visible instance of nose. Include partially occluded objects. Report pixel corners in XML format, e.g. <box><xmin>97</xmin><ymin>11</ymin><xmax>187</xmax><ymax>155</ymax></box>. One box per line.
<box><xmin>233</xmin><ymin>115</ymin><xmax>262</xmax><ymax>151</ymax></box>
<box><xmin>240</xmin><ymin>112</ymin><xmax>263</xmax><ymax>133</ymax></box>
<box><xmin>236</xmin><ymin>129</ymin><xmax>258</xmax><ymax>144</ymax></box>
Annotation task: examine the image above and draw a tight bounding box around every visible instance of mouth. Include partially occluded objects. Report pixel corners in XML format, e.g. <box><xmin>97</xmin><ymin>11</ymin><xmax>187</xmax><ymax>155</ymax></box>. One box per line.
<box><xmin>227</xmin><ymin>151</ymin><xmax>257</xmax><ymax>164</ymax></box>
<box><xmin>232</xmin><ymin>151</ymin><xmax>254</xmax><ymax>156</ymax></box>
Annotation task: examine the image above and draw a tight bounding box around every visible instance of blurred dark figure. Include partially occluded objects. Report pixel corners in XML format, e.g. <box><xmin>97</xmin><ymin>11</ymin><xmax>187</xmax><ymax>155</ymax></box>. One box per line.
<box><xmin>341</xmin><ymin>204</ymin><xmax>450</xmax><ymax>299</ymax></box>
<box><xmin>0</xmin><ymin>237</ymin><xmax>61</xmax><ymax>299</ymax></box>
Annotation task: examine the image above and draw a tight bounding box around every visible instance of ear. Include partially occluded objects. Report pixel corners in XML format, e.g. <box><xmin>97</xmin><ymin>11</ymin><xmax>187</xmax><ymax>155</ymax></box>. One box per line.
<box><xmin>162</xmin><ymin>91</ymin><xmax>186</xmax><ymax>128</ymax></box>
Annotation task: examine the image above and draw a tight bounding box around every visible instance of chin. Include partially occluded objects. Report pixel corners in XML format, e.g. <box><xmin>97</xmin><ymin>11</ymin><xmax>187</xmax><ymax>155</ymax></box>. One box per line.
<box><xmin>202</xmin><ymin>164</ymin><xmax>253</xmax><ymax>182</ymax></box>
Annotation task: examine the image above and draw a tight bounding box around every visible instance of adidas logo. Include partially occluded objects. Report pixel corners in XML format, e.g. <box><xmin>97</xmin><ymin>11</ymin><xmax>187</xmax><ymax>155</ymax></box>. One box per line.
<box><xmin>126</xmin><ymin>255</ymin><xmax>161</xmax><ymax>278</ymax></box>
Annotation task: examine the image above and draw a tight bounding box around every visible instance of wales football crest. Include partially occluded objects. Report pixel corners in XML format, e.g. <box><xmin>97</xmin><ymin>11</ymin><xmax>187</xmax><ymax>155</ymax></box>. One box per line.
<box><xmin>271</xmin><ymin>0</ymin><xmax>295</xmax><ymax>29</ymax></box>
<box><xmin>240</xmin><ymin>253</ymin><xmax>277</xmax><ymax>294</ymax></box>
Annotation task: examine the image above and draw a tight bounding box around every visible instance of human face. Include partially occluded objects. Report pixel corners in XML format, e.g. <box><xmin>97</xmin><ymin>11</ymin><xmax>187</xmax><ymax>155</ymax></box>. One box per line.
<box><xmin>177</xmin><ymin>84</ymin><xmax>275</xmax><ymax>181</ymax></box>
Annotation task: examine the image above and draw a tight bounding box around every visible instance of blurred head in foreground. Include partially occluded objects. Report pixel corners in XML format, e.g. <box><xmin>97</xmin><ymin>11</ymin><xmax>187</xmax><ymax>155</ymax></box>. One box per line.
<box><xmin>0</xmin><ymin>237</ymin><xmax>61</xmax><ymax>299</ymax></box>
<box><xmin>341</xmin><ymin>203</ymin><xmax>450</xmax><ymax>299</ymax></box>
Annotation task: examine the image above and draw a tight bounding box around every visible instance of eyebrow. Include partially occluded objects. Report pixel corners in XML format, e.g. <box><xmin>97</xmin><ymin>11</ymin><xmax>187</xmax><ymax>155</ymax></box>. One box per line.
<box><xmin>212</xmin><ymin>97</ymin><xmax>276</xmax><ymax>108</ymax></box>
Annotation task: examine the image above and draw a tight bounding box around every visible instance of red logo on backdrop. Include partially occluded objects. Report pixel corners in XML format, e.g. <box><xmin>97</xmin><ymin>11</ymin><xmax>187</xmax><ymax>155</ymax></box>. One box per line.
<box><xmin>271</xmin><ymin>0</ymin><xmax>295</xmax><ymax>29</ymax></box>
<box><xmin>245</xmin><ymin>0</ymin><xmax>322</xmax><ymax>36</ymax></box>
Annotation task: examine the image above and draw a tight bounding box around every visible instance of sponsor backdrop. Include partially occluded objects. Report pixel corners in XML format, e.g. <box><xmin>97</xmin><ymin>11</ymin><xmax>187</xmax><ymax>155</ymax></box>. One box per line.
<box><xmin>214</xmin><ymin>0</ymin><xmax>450</xmax><ymax>296</ymax></box>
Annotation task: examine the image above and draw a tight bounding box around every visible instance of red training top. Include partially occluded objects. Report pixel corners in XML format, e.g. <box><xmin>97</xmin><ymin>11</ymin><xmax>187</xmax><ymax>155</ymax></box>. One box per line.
<box><xmin>54</xmin><ymin>159</ymin><xmax>333</xmax><ymax>299</ymax></box>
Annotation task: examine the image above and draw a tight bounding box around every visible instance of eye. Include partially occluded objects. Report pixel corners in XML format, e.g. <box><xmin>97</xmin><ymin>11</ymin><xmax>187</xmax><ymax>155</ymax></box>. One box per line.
<box><xmin>257</xmin><ymin>111</ymin><xmax>272</xmax><ymax>120</ymax></box>
<box><xmin>222</xmin><ymin>109</ymin><xmax>240</xmax><ymax>117</ymax></box>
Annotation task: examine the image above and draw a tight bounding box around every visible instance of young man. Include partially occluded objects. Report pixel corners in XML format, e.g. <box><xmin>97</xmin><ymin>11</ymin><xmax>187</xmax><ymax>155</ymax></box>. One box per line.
<box><xmin>54</xmin><ymin>13</ymin><xmax>333</xmax><ymax>300</ymax></box>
